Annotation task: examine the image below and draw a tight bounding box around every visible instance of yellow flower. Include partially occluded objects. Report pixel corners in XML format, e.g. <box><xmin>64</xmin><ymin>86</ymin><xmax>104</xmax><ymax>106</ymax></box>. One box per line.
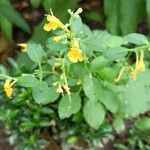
<box><xmin>137</xmin><ymin>51</ymin><xmax>145</xmax><ymax>72</ymax></box>
<box><xmin>130</xmin><ymin>51</ymin><xmax>145</xmax><ymax>80</ymax></box>
<box><xmin>43</xmin><ymin>14</ymin><xmax>70</xmax><ymax>33</ymax></box>
<box><xmin>67</xmin><ymin>40</ymin><xmax>83</xmax><ymax>63</ymax></box>
<box><xmin>4</xmin><ymin>79</ymin><xmax>14</xmax><ymax>98</ymax></box>
<box><xmin>56</xmin><ymin>84</ymin><xmax>63</xmax><ymax>94</ymax></box>
<box><xmin>62</xmin><ymin>84</ymin><xmax>70</xmax><ymax>95</ymax></box>
<box><xmin>53</xmin><ymin>35</ymin><xmax>62</xmax><ymax>42</ymax></box>
<box><xmin>17</xmin><ymin>43</ymin><xmax>27</xmax><ymax>52</ymax></box>
<box><xmin>114</xmin><ymin>67</ymin><xmax>126</xmax><ymax>83</ymax></box>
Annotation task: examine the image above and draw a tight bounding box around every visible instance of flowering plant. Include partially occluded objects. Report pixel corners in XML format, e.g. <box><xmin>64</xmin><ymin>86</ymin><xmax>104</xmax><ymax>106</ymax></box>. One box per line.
<box><xmin>1</xmin><ymin>8</ymin><xmax>150</xmax><ymax>149</ymax></box>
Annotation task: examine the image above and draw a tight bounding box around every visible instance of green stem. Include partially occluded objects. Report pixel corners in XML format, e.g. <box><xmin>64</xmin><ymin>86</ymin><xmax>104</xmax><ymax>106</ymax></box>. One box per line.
<box><xmin>33</xmin><ymin>71</ymin><xmax>58</xmax><ymax>75</ymax></box>
<box><xmin>0</xmin><ymin>74</ymin><xmax>17</xmax><ymax>81</ymax></box>
<box><xmin>134</xmin><ymin>43</ymin><xmax>150</xmax><ymax>51</ymax></box>
<box><xmin>38</xmin><ymin>63</ymin><xmax>43</xmax><ymax>83</ymax></box>
<box><xmin>61</xmin><ymin>59</ymin><xmax>72</xmax><ymax>104</ymax></box>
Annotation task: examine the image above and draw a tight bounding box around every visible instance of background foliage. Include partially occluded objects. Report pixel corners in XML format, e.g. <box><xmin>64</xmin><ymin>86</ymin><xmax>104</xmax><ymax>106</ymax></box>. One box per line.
<box><xmin>1</xmin><ymin>0</ymin><xmax>150</xmax><ymax>150</ymax></box>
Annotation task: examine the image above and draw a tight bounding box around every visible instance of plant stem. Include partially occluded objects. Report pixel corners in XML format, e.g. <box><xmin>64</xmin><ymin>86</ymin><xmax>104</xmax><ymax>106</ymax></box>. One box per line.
<box><xmin>38</xmin><ymin>63</ymin><xmax>43</xmax><ymax>83</ymax></box>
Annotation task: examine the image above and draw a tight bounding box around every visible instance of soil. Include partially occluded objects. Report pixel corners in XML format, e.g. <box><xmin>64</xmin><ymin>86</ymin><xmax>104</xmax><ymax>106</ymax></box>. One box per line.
<box><xmin>0</xmin><ymin>125</ymin><xmax>14</xmax><ymax>150</ymax></box>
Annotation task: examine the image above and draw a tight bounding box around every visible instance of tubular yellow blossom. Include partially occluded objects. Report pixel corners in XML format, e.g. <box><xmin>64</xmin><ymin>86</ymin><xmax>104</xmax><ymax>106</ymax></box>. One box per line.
<box><xmin>137</xmin><ymin>51</ymin><xmax>145</xmax><ymax>72</ymax></box>
<box><xmin>4</xmin><ymin>79</ymin><xmax>14</xmax><ymax>98</ymax></box>
<box><xmin>67</xmin><ymin>40</ymin><xmax>83</xmax><ymax>63</ymax></box>
<box><xmin>17</xmin><ymin>43</ymin><xmax>27</xmax><ymax>52</ymax></box>
<box><xmin>130</xmin><ymin>51</ymin><xmax>145</xmax><ymax>80</ymax></box>
<box><xmin>56</xmin><ymin>84</ymin><xmax>63</xmax><ymax>94</ymax></box>
<box><xmin>72</xmin><ymin>39</ymin><xmax>79</xmax><ymax>47</ymax></box>
<box><xmin>63</xmin><ymin>84</ymin><xmax>71</xmax><ymax>95</ymax></box>
<box><xmin>53</xmin><ymin>36</ymin><xmax>62</xmax><ymax>42</ymax></box>
<box><xmin>130</xmin><ymin>69</ymin><xmax>138</xmax><ymax>81</ymax></box>
<box><xmin>114</xmin><ymin>67</ymin><xmax>126</xmax><ymax>83</ymax></box>
<box><xmin>43</xmin><ymin>14</ymin><xmax>70</xmax><ymax>33</ymax></box>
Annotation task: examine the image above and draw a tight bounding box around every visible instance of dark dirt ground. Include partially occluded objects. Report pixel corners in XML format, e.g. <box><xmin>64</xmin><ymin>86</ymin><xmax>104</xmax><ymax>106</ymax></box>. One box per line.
<box><xmin>0</xmin><ymin>125</ymin><xmax>14</xmax><ymax>150</ymax></box>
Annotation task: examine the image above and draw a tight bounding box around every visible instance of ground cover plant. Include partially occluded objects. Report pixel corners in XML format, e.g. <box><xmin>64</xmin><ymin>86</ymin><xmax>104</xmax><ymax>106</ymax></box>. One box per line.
<box><xmin>1</xmin><ymin>1</ymin><xmax>150</xmax><ymax>150</ymax></box>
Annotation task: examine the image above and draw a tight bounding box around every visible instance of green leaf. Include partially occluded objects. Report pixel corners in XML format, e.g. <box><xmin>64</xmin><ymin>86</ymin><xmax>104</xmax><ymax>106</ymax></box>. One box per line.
<box><xmin>81</xmin><ymin>24</ymin><xmax>92</xmax><ymax>37</ymax></box>
<box><xmin>32</xmin><ymin>82</ymin><xmax>59</xmax><ymax>104</ymax></box>
<box><xmin>39</xmin><ymin>120</ymin><xmax>50</xmax><ymax>127</ymax></box>
<box><xmin>70</xmin><ymin>17</ymin><xmax>82</xmax><ymax>34</ymax></box>
<box><xmin>124</xmin><ymin>33</ymin><xmax>149</xmax><ymax>45</ymax></box>
<box><xmin>146</xmin><ymin>0</ymin><xmax>150</xmax><ymax>31</ymax></box>
<box><xmin>0</xmin><ymin>65</ymin><xmax>8</xmax><ymax>75</ymax></box>
<box><xmin>67</xmin><ymin>136</ymin><xmax>78</xmax><ymax>145</ymax></box>
<box><xmin>83</xmin><ymin>30</ymin><xmax>111</xmax><ymax>52</ymax></box>
<box><xmin>135</xmin><ymin>117</ymin><xmax>150</xmax><ymax>130</ymax></box>
<box><xmin>31</xmin><ymin>19</ymin><xmax>52</xmax><ymax>45</ymax></box>
<box><xmin>16</xmin><ymin>53</ymin><xmax>36</xmax><ymax>72</ymax></box>
<box><xmin>90</xmin><ymin>56</ymin><xmax>109</xmax><ymax>72</ymax></box>
<box><xmin>99</xmin><ymin>85</ymin><xmax>119</xmax><ymax>114</ymax></box>
<box><xmin>104</xmin><ymin>0</ymin><xmax>120</xmax><ymax>34</ymax></box>
<box><xmin>7</xmin><ymin>58</ymin><xmax>22</xmax><ymax>76</ymax></box>
<box><xmin>58</xmin><ymin>93</ymin><xmax>81</xmax><ymax>119</ymax></box>
<box><xmin>0</xmin><ymin>4</ymin><xmax>30</xmax><ymax>33</ymax></box>
<box><xmin>46</xmin><ymin>37</ymin><xmax>68</xmax><ymax>54</ymax></box>
<box><xmin>83</xmin><ymin>100</ymin><xmax>105</xmax><ymax>129</ymax></box>
<box><xmin>113</xmin><ymin>117</ymin><xmax>125</xmax><ymax>133</ymax></box>
<box><xmin>18</xmin><ymin>74</ymin><xmax>39</xmax><ymax>87</ymax></box>
<box><xmin>83</xmin><ymin>74</ymin><xmax>102</xmax><ymax>101</ymax></box>
<box><xmin>20</xmin><ymin>121</ymin><xmax>36</xmax><ymax>131</ymax></box>
<box><xmin>108</xmin><ymin>35</ymin><xmax>125</xmax><ymax>47</ymax></box>
<box><xmin>69</xmin><ymin>62</ymin><xmax>88</xmax><ymax>78</ymax></box>
<box><xmin>27</xmin><ymin>42</ymin><xmax>45</xmax><ymax>64</ymax></box>
<box><xmin>42</xmin><ymin>0</ymin><xmax>55</xmax><ymax>13</ymax></box>
<box><xmin>0</xmin><ymin>15</ymin><xmax>12</xmax><ymax>41</ymax></box>
<box><xmin>98</xmin><ymin>67</ymin><xmax>117</xmax><ymax>83</ymax></box>
<box><xmin>85</xmin><ymin>11</ymin><xmax>103</xmax><ymax>22</ymax></box>
<box><xmin>118</xmin><ymin>71</ymin><xmax>150</xmax><ymax>117</ymax></box>
<box><xmin>104</xmin><ymin>47</ymin><xmax>128</xmax><ymax>61</ymax></box>
<box><xmin>80</xmin><ymin>42</ymin><xmax>93</xmax><ymax>57</ymax></box>
<box><xmin>30</xmin><ymin>0</ymin><xmax>41</xmax><ymax>8</ymax></box>
<box><xmin>119</xmin><ymin>0</ymin><xmax>145</xmax><ymax>35</ymax></box>
<box><xmin>104</xmin><ymin>0</ymin><xmax>145</xmax><ymax>35</ymax></box>
<box><xmin>41</xmin><ymin>107</ymin><xmax>54</xmax><ymax>114</ymax></box>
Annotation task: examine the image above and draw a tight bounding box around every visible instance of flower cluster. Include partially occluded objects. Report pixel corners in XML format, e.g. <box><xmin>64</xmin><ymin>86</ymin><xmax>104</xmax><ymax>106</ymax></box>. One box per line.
<box><xmin>115</xmin><ymin>50</ymin><xmax>145</xmax><ymax>83</ymax></box>
<box><xmin>130</xmin><ymin>51</ymin><xmax>145</xmax><ymax>80</ymax></box>
<box><xmin>43</xmin><ymin>12</ymin><xmax>83</xmax><ymax>64</ymax></box>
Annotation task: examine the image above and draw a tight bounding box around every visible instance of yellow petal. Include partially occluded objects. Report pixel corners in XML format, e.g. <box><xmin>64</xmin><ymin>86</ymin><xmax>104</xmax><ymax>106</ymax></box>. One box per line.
<box><xmin>46</xmin><ymin>14</ymin><xmax>52</xmax><ymax>22</ymax></box>
<box><xmin>130</xmin><ymin>51</ymin><xmax>145</xmax><ymax>81</ymax></box>
<box><xmin>78</xmin><ymin>53</ymin><xmax>84</xmax><ymax>61</ymax></box>
<box><xmin>45</xmin><ymin>14</ymin><xmax>70</xmax><ymax>32</ymax></box>
<box><xmin>72</xmin><ymin>39</ymin><xmax>79</xmax><ymax>48</ymax></box>
<box><xmin>130</xmin><ymin>69</ymin><xmax>138</xmax><ymax>81</ymax></box>
<box><xmin>53</xmin><ymin>36</ymin><xmax>62</xmax><ymax>42</ymax></box>
<box><xmin>67</xmin><ymin>51</ymin><xmax>78</xmax><ymax>63</ymax></box>
<box><xmin>4</xmin><ymin>80</ymin><xmax>14</xmax><ymax>97</ymax></box>
<box><xmin>67</xmin><ymin>48</ymin><xmax>83</xmax><ymax>63</ymax></box>
<box><xmin>18</xmin><ymin>43</ymin><xmax>27</xmax><ymax>52</ymax></box>
<box><xmin>4</xmin><ymin>80</ymin><xmax>10</xmax><ymax>89</ymax></box>
<box><xmin>43</xmin><ymin>23</ymin><xmax>53</xmax><ymax>31</ymax></box>
<box><xmin>114</xmin><ymin>67</ymin><xmax>126</xmax><ymax>83</ymax></box>
<box><xmin>137</xmin><ymin>51</ymin><xmax>145</xmax><ymax>72</ymax></box>
<box><xmin>67</xmin><ymin>40</ymin><xmax>84</xmax><ymax>63</ymax></box>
